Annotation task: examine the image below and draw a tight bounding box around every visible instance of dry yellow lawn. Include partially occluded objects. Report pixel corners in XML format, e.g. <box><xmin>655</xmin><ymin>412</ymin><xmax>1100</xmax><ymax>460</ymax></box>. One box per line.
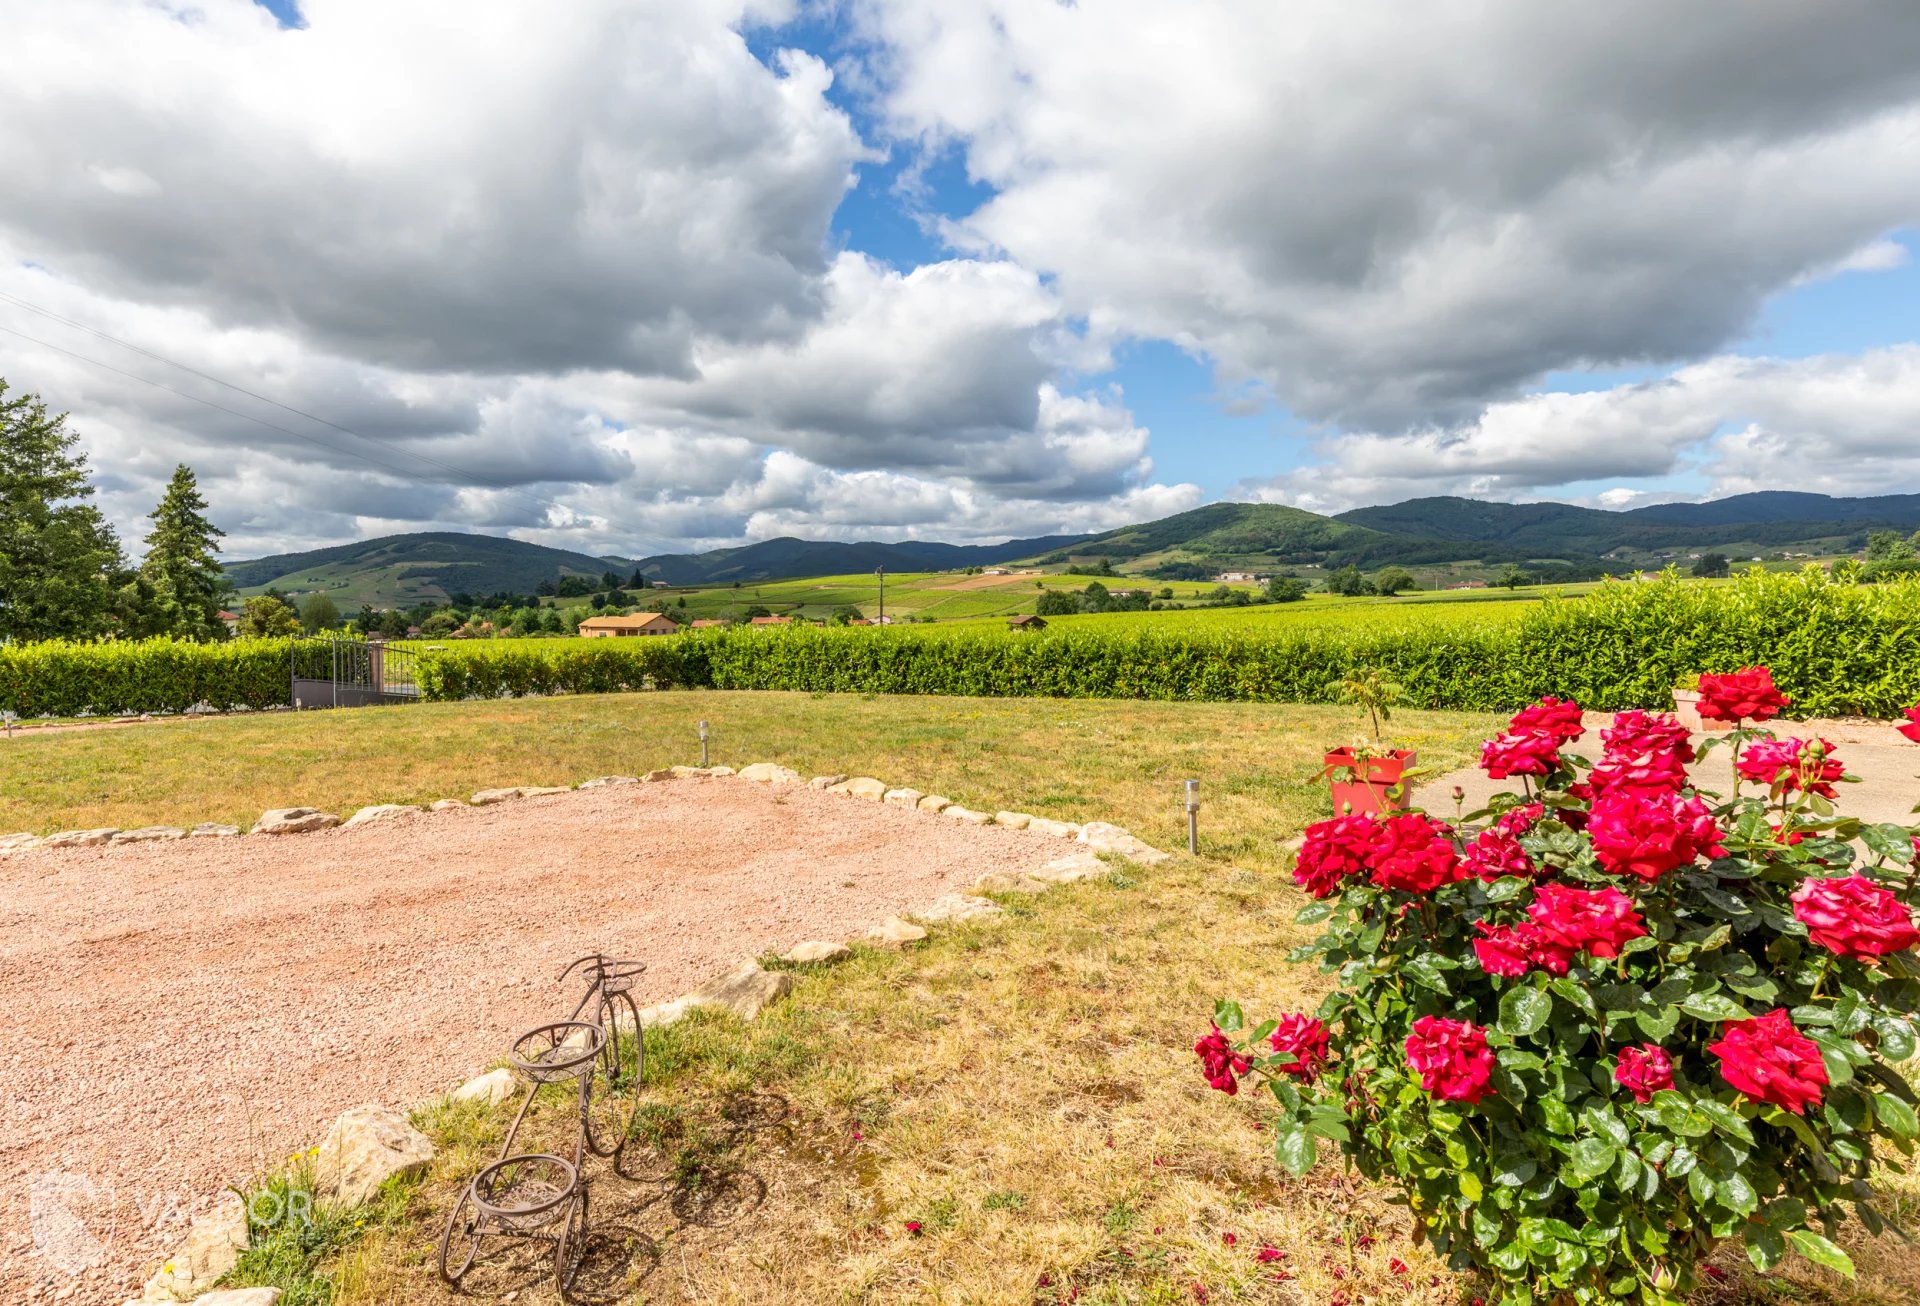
<box><xmin>10</xmin><ymin>692</ymin><xmax>1912</xmax><ymax>1305</ymax></box>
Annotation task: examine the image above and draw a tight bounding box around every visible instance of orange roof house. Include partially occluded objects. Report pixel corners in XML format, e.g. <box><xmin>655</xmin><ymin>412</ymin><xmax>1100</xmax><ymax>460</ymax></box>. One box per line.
<box><xmin>749</xmin><ymin>615</ymin><xmax>792</xmax><ymax>626</ymax></box>
<box><xmin>578</xmin><ymin>612</ymin><xmax>678</xmax><ymax>638</ymax></box>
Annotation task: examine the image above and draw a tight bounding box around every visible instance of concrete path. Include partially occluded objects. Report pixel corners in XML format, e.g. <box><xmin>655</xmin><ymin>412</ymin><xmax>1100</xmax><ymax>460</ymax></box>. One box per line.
<box><xmin>1419</xmin><ymin>714</ymin><xmax>1920</xmax><ymax>827</ymax></box>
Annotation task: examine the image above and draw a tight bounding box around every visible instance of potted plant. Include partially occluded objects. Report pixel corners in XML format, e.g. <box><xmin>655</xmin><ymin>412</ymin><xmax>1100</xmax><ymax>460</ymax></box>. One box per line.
<box><xmin>1670</xmin><ymin>673</ymin><xmax>1734</xmax><ymax>733</ymax></box>
<box><xmin>1320</xmin><ymin>668</ymin><xmax>1420</xmax><ymax>815</ymax></box>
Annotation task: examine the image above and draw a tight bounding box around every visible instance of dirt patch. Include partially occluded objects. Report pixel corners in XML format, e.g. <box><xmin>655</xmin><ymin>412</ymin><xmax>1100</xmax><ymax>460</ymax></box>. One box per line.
<box><xmin>0</xmin><ymin>777</ymin><xmax>1071</xmax><ymax>1303</ymax></box>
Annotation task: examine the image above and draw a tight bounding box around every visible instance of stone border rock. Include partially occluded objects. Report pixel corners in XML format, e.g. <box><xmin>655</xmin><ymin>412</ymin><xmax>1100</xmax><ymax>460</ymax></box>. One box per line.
<box><xmin>87</xmin><ymin>758</ymin><xmax>1173</xmax><ymax>1304</ymax></box>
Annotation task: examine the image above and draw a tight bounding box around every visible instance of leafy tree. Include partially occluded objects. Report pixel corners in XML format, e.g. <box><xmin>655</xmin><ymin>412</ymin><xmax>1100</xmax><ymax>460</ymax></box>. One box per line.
<box><xmin>743</xmin><ymin>604</ymin><xmax>772</xmax><ymax>618</ymax></box>
<box><xmin>377</xmin><ymin>609</ymin><xmax>410</xmax><ymax>638</ymax></box>
<box><xmin>1080</xmin><ymin>580</ymin><xmax>1112</xmax><ymax>612</ymax></box>
<box><xmin>1691</xmin><ymin>552</ymin><xmax>1731</xmax><ymax>578</ymax></box>
<box><xmin>0</xmin><ymin>381</ymin><xmax>125</xmax><ymax>641</ymax></box>
<box><xmin>236</xmin><ymin>594</ymin><xmax>299</xmax><ymax>637</ymax></box>
<box><xmin>600</xmin><ymin>570</ymin><xmax>624</xmax><ymax>589</ymax></box>
<box><xmin>628</xmin><ymin>569</ymin><xmax>647</xmax><ymax>589</ymax></box>
<box><xmin>300</xmin><ymin>593</ymin><xmax>341</xmax><ymax>632</ymax></box>
<box><xmin>1323</xmin><ymin>564</ymin><xmax>1371</xmax><ymax>596</ymax></box>
<box><xmin>828</xmin><ymin>604</ymin><xmax>863</xmax><ymax>625</ymax></box>
<box><xmin>1156</xmin><ymin>586</ymin><xmax>1174</xmax><ymax>600</ymax></box>
<box><xmin>418</xmin><ymin>611</ymin><xmax>458</xmax><ymax>637</ymax></box>
<box><xmin>1865</xmin><ymin>530</ymin><xmax>1915</xmax><ymax>562</ymax></box>
<box><xmin>1497</xmin><ymin>564</ymin><xmax>1533</xmax><ymax>590</ymax></box>
<box><xmin>589</xmin><ymin>593</ymin><xmax>607</xmax><ymax>610</ymax></box>
<box><xmin>139</xmin><ymin>464</ymin><xmax>229</xmax><ymax>640</ymax></box>
<box><xmin>1034</xmin><ymin>588</ymin><xmax>1080</xmax><ymax>616</ymax></box>
<box><xmin>1373</xmin><ymin>566</ymin><xmax>1417</xmax><ymax>596</ymax></box>
<box><xmin>1266</xmin><ymin>575</ymin><xmax>1309</xmax><ymax>602</ymax></box>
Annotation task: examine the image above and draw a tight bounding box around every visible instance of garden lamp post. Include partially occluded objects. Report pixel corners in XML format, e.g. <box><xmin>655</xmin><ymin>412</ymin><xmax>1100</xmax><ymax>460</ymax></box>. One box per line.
<box><xmin>697</xmin><ymin>719</ymin><xmax>710</xmax><ymax>768</ymax></box>
<box><xmin>2</xmin><ymin>710</ymin><xmax>13</xmax><ymax>739</ymax></box>
<box><xmin>876</xmin><ymin>567</ymin><xmax>886</xmax><ymax>624</ymax></box>
<box><xmin>1185</xmin><ymin>779</ymin><xmax>1200</xmax><ymax>855</ymax></box>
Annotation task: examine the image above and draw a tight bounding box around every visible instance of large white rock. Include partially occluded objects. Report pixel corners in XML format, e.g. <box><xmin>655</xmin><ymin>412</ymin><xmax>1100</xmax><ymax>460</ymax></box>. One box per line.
<box><xmin>0</xmin><ymin>831</ymin><xmax>42</xmax><ymax>853</ymax></box>
<box><xmin>1026</xmin><ymin>817</ymin><xmax>1081</xmax><ymax>839</ymax></box>
<box><xmin>831</xmin><ymin>777</ymin><xmax>888</xmax><ymax>801</ymax></box>
<box><xmin>994</xmin><ymin>811</ymin><xmax>1034</xmax><ymax>830</ymax></box>
<box><xmin>914</xmin><ymin>894</ymin><xmax>1004</xmax><ymax>924</ymax></box>
<box><xmin>738</xmin><ymin>763</ymin><xmax>803</xmax><ymax>785</ymax></box>
<box><xmin>916</xmin><ymin>794</ymin><xmax>952</xmax><ymax>813</ymax></box>
<box><xmin>341</xmin><ymin>804</ymin><xmax>419</xmax><ymax>829</ymax></box>
<box><xmin>942</xmin><ymin>805</ymin><xmax>992</xmax><ymax>825</ymax></box>
<box><xmin>577</xmin><ymin>775</ymin><xmax>639</xmax><ymax>789</ymax></box>
<box><xmin>250</xmin><ymin>809</ymin><xmax>340</xmax><ymax>835</ymax></box>
<box><xmin>809</xmin><ymin>774</ymin><xmax>848</xmax><ymax>790</ymax></box>
<box><xmin>519</xmin><ymin>785</ymin><xmax>572</xmax><ymax>798</ymax></box>
<box><xmin>184</xmin><ymin>1290</ymin><xmax>281</xmax><ymax>1306</ymax></box>
<box><xmin>883</xmin><ymin>787</ymin><xmax>925</xmax><ymax>809</ymax></box>
<box><xmin>449</xmin><ymin>1068</ymin><xmax>516</xmax><ymax>1108</ymax></box>
<box><xmin>137</xmin><ymin>1193</ymin><xmax>248</xmax><ymax>1302</ymax></box>
<box><xmin>634</xmin><ymin>996</ymin><xmax>696</xmax><ymax>1028</ymax></box>
<box><xmin>41</xmin><ymin>828</ymin><xmax>119</xmax><ymax>849</ymax></box>
<box><xmin>469</xmin><ymin>787</ymin><xmax>522</xmax><ymax>806</ymax></box>
<box><xmin>866</xmin><ymin>917</ymin><xmax>928</xmax><ymax>946</ymax></box>
<box><xmin>187</xmin><ymin>823</ymin><xmax>242</xmax><ymax>838</ymax></box>
<box><xmin>688</xmin><ymin>959</ymin><xmax>794</xmax><ymax>1020</ymax></box>
<box><xmin>312</xmin><ymin>1105</ymin><xmax>435</xmax><ymax>1207</ymax></box>
<box><xmin>1077</xmin><ymin>821</ymin><xmax>1172</xmax><ymax>864</ymax></box>
<box><xmin>110</xmin><ymin>826</ymin><xmax>186</xmax><ymax>845</ymax></box>
<box><xmin>642</xmin><ymin>769</ymin><xmax>676</xmax><ymax>782</ymax></box>
<box><xmin>1034</xmin><ymin>852</ymin><xmax>1108</xmax><ymax>884</ymax></box>
<box><xmin>428</xmin><ymin>799</ymin><xmax>468</xmax><ymax>812</ymax></box>
<box><xmin>974</xmin><ymin>870</ymin><xmax>1049</xmax><ymax>895</ymax></box>
<box><xmin>782</xmin><ymin>940</ymin><xmax>853</xmax><ymax>964</ymax></box>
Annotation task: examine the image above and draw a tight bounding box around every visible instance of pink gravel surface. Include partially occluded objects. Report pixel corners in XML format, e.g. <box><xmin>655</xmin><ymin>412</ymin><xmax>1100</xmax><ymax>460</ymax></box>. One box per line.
<box><xmin>0</xmin><ymin>776</ymin><xmax>1073</xmax><ymax>1303</ymax></box>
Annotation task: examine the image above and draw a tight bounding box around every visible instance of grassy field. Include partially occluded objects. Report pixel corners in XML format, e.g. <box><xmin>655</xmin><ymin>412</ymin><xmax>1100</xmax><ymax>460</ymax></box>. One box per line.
<box><xmin>12</xmin><ymin>693</ymin><xmax>1912</xmax><ymax>1305</ymax></box>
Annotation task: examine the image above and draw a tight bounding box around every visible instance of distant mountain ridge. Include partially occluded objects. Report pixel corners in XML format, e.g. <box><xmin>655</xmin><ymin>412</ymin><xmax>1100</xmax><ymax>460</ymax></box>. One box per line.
<box><xmin>226</xmin><ymin>491</ymin><xmax>1920</xmax><ymax>608</ymax></box>
<box><xmin>630</xmin><ymin>533</ymin><xmax>1094</xmax><ymax>586</ymax></box>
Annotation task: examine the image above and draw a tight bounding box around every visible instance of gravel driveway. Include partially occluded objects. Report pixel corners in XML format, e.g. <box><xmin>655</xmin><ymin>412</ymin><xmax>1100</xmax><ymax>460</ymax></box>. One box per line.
<box><xmin>0</xmin><ymin>776</ymin><xmax>1067</xmax><ymax>1303</ymax></box>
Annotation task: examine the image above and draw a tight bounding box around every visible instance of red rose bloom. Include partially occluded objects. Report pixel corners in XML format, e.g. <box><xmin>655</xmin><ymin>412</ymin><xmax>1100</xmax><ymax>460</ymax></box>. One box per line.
<box><xmin>1195</xmin><ymin>1024</ymin><xmax>1250</xmax><ymax>1095</ymax></box>
<box><xmin>1736</xmin><ymin>737</ymin><xmax>1844</xmax><ymax>799</ymax></box>
<box><xmin>1509</xmin><ymin>696</ymin><xmax>1586</xmax><ymax>744</ymax></box>
<box><xmin>1588</xmin><ymin>789</ymin><xmax>1722</xmax><ymax>880</ymax></box>
<box><xmin>1404</xmin><ymin>1016</ymin><xmax>1497</xmax><ymax>1103</ymax></box>
<box><xmin>1600</xmin><ymin>709</ymin><xmax>1695</xmax><ymax>766</ymax></box>
<box><xmin>1480</xmin><ymin>731</ymin><xmax>1561</xmax><ymax>779</ymax></box>
<box><xmin>1368</xmin><ymin>813</ymin><xmax>1463</xmax><ymax>893</ymax></box>
<box><xmin>1896</xmin><ymin>704</ymin><xmax>1920</xmax><ymax>744</ymax></box>
<box><xmin>1527</xmin><ymin>883</ymin><xmax>1648</xmax><ymax>959</ymax></box>
<box><xmin>1613</xmin><ymin>1044</ymin><xmax>1674</xmax><ymax>1103</ymax></box>
<box><xmin>1791</xmin><ymin>875</ymin><xmax>1920</xmax><ymax>958</ymax></box>
<box><xmin>1695</xmin><ymin>666</ymin><xmax>1790</xmax><ymax>723</ymax></box>
<box><xmin>1268</xmin><ymin>1014</ymin><xmax>1332</xmax><ymax>1082</ymax></box>
<box><xmin>1292</xmin><ymin>813</ymin><xmax>1381</xmax><ymax>898</ymax></box>
<box><xmin>1495</xmin><ymin>802</ymin><xmax>1544</xmax><ymax>836</ymax></box>
<box><xmin>1708</xmin><ymin>1009</ymin><xmax>1827</xmax><ymax>1114</ymax></box>
<box><xmin>1463</xmin><ymin>828</ymin><xmax>1534</xmax><ymax>882</ymax></box>
<box><xmin>1583</xmin><ymin>749</ymin><xmax>1691</xmax><ymax>800</ymax></box>
<box><xmin>1471</xmin><ymin>921</ymin><xmax>1572</xmax><ymax>977</ymax></box>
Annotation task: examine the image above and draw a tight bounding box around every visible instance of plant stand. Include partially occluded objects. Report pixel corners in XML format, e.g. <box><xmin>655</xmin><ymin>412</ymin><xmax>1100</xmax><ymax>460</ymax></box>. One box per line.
<box><xmin>1323</xmin><ymin>747</ymin><xmax>1418</xmax><ymax>817</ymax></box>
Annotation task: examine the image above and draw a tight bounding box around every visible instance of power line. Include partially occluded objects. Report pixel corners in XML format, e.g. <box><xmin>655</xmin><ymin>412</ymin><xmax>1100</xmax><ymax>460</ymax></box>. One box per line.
<box><xmin>0</xmin><ymin>293</ymin><xmax>673</xmax><ymax>553</ymax></box>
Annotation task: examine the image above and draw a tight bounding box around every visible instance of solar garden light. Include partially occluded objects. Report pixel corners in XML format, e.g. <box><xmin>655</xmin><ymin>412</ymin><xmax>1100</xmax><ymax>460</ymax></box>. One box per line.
<box><xmin>1185</xmin><ymin>778</ymin><xmax>1200</xmax><ymax>855</ymax></box>
<box><xmin>2</xmin><ymin>710</ymin><xmax>14</xmax><ymax>739</ymax></box>
<box><xmin>697</xmin><ymin>719</ymin><xmax>710</xmax><ymax>767</ymax></box>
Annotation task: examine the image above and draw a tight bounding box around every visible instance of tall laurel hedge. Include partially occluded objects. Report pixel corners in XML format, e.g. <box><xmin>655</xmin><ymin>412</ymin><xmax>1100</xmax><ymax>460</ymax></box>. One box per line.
<box><xmin>0</xmin><ymin>636</ymin><xmax>294</xmax><ymax>716</ymax></box>
<box><xmin>10</xmin><ymin>569</ymin><xmax>1919</xmax><ymax>718</ymax></box>
<box><xmin>418</xmin><ymin>568</ymin><xmax>1920</xmax><ymax>716</ymax></box>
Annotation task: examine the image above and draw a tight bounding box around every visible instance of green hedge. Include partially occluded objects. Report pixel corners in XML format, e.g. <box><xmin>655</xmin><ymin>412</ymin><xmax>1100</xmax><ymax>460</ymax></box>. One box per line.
<box><xmin>0</xmin><ymin>637</ymin><xmax>295</xmax><ymax>716</ymax></box>
<box><xmin>14</xmin><ymin>570</ymin><xmax>1916</xmax><ymax>718</ymax></box>
<box><xmin>411</xmin><ymin>569</ymin><xmax>1920</xmax><ymax>717</ymax></box>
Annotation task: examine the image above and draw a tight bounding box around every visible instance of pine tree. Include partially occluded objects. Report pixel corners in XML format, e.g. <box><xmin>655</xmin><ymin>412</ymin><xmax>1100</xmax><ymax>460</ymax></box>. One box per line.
<box><xmin>140</xmin><ymin>464</ymin><xmax>230</xmax><ymax>641</ymax></box>
<box><xmin>0</xmin><ymin>380</ymin><xmax>125</xmax><ymax>641</ymax></box>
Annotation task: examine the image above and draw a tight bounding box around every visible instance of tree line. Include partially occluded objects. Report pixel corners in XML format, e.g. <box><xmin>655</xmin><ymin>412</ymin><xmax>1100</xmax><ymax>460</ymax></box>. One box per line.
<box><xmin>2</xmin><ymin>381</ymin><xmax>230</xmax><ymax>643</ymax></box>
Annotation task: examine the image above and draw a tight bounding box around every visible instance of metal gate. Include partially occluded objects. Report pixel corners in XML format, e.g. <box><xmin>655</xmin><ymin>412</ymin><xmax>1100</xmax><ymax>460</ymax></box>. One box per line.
<box><xmin>291</xmin><ymin>637</ymin><xmax>422</xmax><ymax>708</ymax></box>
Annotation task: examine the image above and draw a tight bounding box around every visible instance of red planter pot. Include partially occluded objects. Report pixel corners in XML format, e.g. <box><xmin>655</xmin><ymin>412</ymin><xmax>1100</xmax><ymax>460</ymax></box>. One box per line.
<box><xmin>1324</xmin><ymin>747</ymin><xmax>1418</xmax><ymax>817</ymax></box>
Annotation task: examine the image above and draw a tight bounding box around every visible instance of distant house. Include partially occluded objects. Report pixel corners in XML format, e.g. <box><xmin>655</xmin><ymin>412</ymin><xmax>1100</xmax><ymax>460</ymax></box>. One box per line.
<box><xmin>749</xmin><ymin>614</ymin><xmax>792</xmax><ymax>626</ymax></box>
<box><xmin>1109</xmin><ymin>588</ymin><xmax>1148</xmax><ymax>598</ymax></box>
<box><xmin>847</xmin><ymin>617</ymin><xmax>873</xmax><ymax>626</ymax></box>
<box><xmin>217</xmin><ymin>609</ymin><xmax>240</xmax><ymax>632</ymax></box>
<box><xmin>1008</xmin><ymin>614</ymin><xmax>1047</xmax><ymax>630</ymax></box>
<box><xmin>1443</xmin><ymin>581</ymin><xmax>1487</xmax><ymax>590</ymax></box>
<box><xmin>1215</xmin><ymin>571</ymin><xmax>1263</xmax><ymax>583</ymax></box>
<box><xmin>650</xmin><ymin>580</ymin><xmax>671</xmax><ymax>588</ymax></box>
<box><xmin>981</xmin><ymin>567</ymin><xmax>1009</xmax><ymax>576</ymax></box>
<box><xmin>578</xmin><ymin>612</ymin><xmax>678</xmax><ymax>638</ymax></box>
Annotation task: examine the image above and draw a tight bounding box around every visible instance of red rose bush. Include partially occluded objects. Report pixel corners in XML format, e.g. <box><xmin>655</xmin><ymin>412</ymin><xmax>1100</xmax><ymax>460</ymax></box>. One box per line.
<box><xmin>1210</xmin><ymin>674</ymin><xmax>1920</xmax><ymax>1306</ymax></box>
